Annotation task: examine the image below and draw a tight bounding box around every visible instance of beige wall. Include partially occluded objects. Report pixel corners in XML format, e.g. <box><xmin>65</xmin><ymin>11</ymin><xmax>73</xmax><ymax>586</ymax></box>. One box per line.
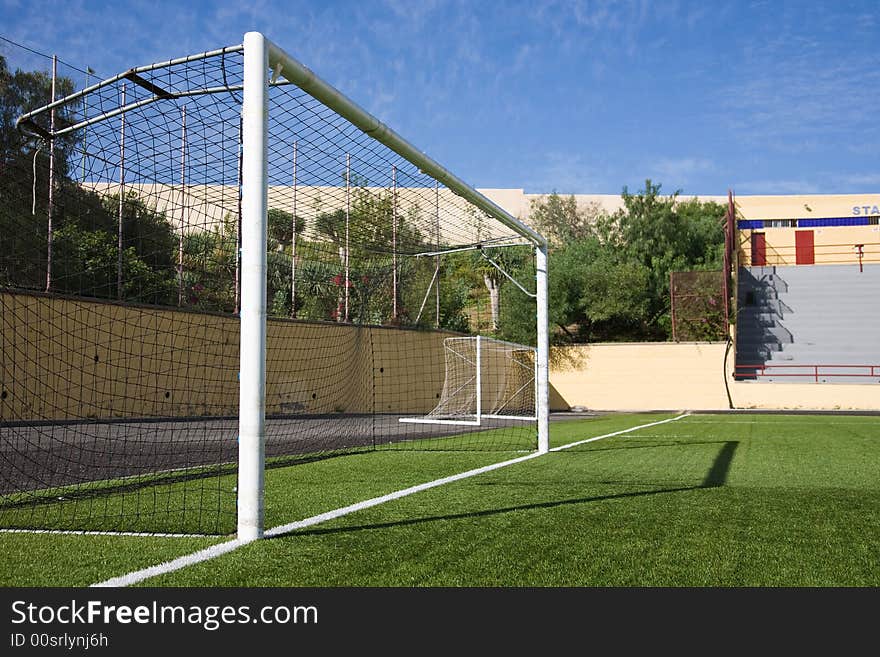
<box><xmin>5</xmin><ymin>293</ymin><xmax>877</xmax><ymax>421</ymax></box>
<box><xmin>730</xmin><ymin>194</ymin><xmax>880</xmax><ymax>267</ymax></box>
<box><xmin>83</xmin><ymin>184</ymin><xmax>880</xmax><ymax>269</ymax></box>
<box><xmin>0</xmin><ymin>292</ymin><xmax>450</xmax><ymax>422</ymax></box>
<box><xmin>738</xmin><ymin>224</ymin><xmax>880</xmax><ymax>267</ymax></box>
<box><xmin>734</xmin><ymin>194</ymin><xmax>880</xmax><ymax>221</ymax></box>
<box><xmin>550</xmin><ymin>343</ymin><xmax>730</xmax><ymax>411</ymax></box>
<box><xmin>549</xmin><ymin>342</ymin><xmax>880</xmax><ymax>412</ymax></box>
<box><xmin>88</xmin><ymin>183</ymin><xmax>528</xmax><ymax>245</ymax></box>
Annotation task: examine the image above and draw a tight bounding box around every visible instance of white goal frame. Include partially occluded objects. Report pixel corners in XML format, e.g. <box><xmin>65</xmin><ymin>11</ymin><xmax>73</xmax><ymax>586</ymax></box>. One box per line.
<box><xmin>8</xmin><ymin>31</ymin><xmax>548</xmax><ymax>542</ymax></box>
<box><xmin>399</xmin><ymin>335</ymin><xmax>538</xmax><ymax>426</ymax></box>
<box><xmin>239</xmin><ymin>32</ymin><xmax>549</xmax><ymax>541</ymax></box>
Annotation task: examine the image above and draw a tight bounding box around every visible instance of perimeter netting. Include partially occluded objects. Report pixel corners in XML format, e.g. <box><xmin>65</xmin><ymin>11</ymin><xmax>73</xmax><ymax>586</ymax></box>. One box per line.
<box><xmin>0</xmin><ymin>39</ymin><xmax>543</xmax><ymax>534</ymax></box>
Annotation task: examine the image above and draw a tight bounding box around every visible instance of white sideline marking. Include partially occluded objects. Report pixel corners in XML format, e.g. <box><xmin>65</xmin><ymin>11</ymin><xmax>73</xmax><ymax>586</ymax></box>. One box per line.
<box><xmin>90</xmin><ymin>413</ymin><xmax>690</xmax><ymax>587</ymax></box>
<box><xmin>0</xmin><ymin>528</ymin><xmax>213</xmax><ymax>539</ymax></box>
<box><xmin>93</xmin><ymin>539</ymin><xmax>243</xmax><ymax>588</ymax></box>
<box><xmin>549</xmin><ymin>413</ymin><xmax>691</xmax><ymax>453</ymax></box>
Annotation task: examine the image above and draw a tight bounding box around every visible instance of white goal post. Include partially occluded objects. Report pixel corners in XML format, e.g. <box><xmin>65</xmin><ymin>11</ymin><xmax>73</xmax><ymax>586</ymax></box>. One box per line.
<box><xmin>12</xmin><ymin>32</ymin><xmax>548</xmax><ymax>541</ymax></box>
<box><xmin>240</xmin><ymin>32</ymin><xmax>549</xmax><ymax>540</ymax></box>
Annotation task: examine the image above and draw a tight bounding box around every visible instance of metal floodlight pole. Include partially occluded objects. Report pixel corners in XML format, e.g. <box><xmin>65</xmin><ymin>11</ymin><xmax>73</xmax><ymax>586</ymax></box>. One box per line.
<box><xmin>344</xmin><ymin>153</ymin><xmax>350</xmax><ymax>323</ymax></box>
<box><xmin>178</xmin><ymin>105</ymin><xmax>187</xmax><ymax>306</ymax></box>
<box><xmin>391</xmin><ymin>165</ymin><xmax>398</xmax><ymax>322</ymax></box>
<box><xmin>238</xmin><ymin>31</ymin><xmax>269</xmax><ymax>542</ymax></box>
<box><xmin>235</xmin><ymin>116</ymin><xmax>243</xmax><ymax>314</ymax></box>
<box><xmin>435</xmin><ymin>181</ymin><xmax>440</xmax><ymax>328</ymax></box>
<box><xmin>670</xmin><ymin>272</ymin><xmax>677</xmax><ymax>342</ymax></box>
<box><xmin>81</xmin><ymin>67</ymin><xmax>92</xmax><ymax>183</ymax></box>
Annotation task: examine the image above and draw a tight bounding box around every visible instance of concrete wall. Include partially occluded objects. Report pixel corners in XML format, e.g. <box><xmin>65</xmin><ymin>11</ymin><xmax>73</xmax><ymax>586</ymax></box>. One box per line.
<box><xmin>0</xmin><ymin>292</ymin><xmax>450</xmax><ymax>421</ymax></box>
<box><xmin>4</xmin><ymin>292</ymin><xmax>877</xmax><ymax>421</ymax></box>
<box><xmin>549</xmin><ymin>341</ymin><xmax>880</xmax><ymax>412</ymax></box>
<box><xmin>549</xmin><ymin>342</ymin><xmax>731</xmax><ymax>411</ymax></box>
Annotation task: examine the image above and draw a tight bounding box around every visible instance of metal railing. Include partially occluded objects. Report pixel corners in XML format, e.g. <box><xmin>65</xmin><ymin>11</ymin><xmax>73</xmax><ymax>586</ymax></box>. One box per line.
<box><xmin>739</xmin><ymin>240</ymin><xmax>880</xmax><ymax>268</ymax></box>
<box><xmin>735</xmin><ymin>363</ymin><xmax>880</xmax><ymax>382</ymax></box>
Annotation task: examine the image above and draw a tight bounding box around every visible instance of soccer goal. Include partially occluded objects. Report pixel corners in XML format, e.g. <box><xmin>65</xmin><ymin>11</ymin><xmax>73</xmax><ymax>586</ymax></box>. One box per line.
<box><xmin>400</xmin><ymin>336</ymin><xmax>536</xmax><ymax>426</ymax></box>
<box><xmin>2</xmin><ymin>32</ymin><xmax>548</xmax><ymax>541</ymax></box>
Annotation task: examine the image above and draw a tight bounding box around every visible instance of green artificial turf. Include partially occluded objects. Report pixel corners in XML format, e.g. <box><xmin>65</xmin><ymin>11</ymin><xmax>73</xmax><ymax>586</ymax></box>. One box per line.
<box><xmin>2</xmin><ymin>412</ymin><xmax>878</xmax><ymax>586</ymax></box>
<box><xmin>0</xmin><ymin>533</ymin><xmax>221</xmax><ymax>586</ymax></box>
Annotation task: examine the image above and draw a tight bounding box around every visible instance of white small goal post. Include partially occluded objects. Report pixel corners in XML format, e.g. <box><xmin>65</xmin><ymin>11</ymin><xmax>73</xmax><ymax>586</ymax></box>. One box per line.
<box><xmin>400</xmin><ymin>336</ymin><xmax>537</xmax><ymax>426</ymax></box>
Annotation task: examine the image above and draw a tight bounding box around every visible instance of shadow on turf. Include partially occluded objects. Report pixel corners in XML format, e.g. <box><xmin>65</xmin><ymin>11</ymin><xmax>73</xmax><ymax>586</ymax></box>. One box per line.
<box><xmin>279</xmin><ymin>440</ymin><xmax>739</xmax><ymax>539</ymax></box>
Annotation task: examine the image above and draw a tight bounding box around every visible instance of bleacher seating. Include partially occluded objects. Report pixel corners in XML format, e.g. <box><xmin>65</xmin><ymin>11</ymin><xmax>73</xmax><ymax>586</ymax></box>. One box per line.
<box><xmin>735</xmin><ymin>264</ymin><xmax>880</xmax><ymax>383</ymax></box>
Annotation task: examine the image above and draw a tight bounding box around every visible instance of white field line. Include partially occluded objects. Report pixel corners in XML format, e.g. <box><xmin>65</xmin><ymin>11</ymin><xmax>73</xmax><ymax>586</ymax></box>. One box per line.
<box><xmin>684</xmin><ymin>416</ymin><xmax>876</xmax><ymax>424</ymax></box>
<box><xmin>91</xmin><ymin>413</ymin><xmax>690</xmax><ymax>587</ymax></box>
<box><xmin>92</xmin><ymin>539</ymin><xmax>243</xmax><ymax>587</ymax></box>
<box><xmin>0</xmin><ymin>528</ymin><xmax>214</xmax><ymax>539</ymax></box>
<box><xmin>548</xmin><ymin>413</ymin><xmax>690</xmax><ymax>453</ymax></box>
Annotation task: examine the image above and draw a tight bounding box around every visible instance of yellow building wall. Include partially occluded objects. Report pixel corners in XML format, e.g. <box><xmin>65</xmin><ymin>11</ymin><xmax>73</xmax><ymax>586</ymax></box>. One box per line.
<box><xmin>0</xmin><ymin>292</ymin><xmax>448</xmax><ymax>422</ymax></box>
<box><xmin>734</xmin><ymin>194</ymin><xmax>880</xmax><ymax>220</ymax></box>
<box><xmin>549</xmin><ymin>342</ymin><xmax>880</xmax><ymax>412</ymax></box>
<box><xmin>733</xmin><ymin>193</ymin><xmax>880</xmax><ymax>267</ymax></box>
<box><xmin>739</xmin><ymin>224</ymin><xmax>880</xmax><ymax>267</ymax></box>
<box><xmin>550</xmin><ymin>343</ymin><xmax>731</xmax><ymax>411</ymax></box>
<box><xmin>5</xmin><ymin>293</ymin><xmax>877</xmax><ymax>421</ymax></box>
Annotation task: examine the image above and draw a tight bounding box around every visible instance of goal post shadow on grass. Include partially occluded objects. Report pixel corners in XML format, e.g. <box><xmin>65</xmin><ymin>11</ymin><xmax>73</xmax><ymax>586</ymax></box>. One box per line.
<box><xmin>269</xmin><ymin>440</ymin><xmax>740</xmax><ymax>539</ymax></box>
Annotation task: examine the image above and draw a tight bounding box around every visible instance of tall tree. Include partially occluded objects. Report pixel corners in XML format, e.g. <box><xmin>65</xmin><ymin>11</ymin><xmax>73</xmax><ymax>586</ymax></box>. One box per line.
<box><xmin>528</xmin><ymin>192</ymin><xmax>603</xmax><ymax>246</ymax></box>
<box><xmin>0</xmin><ymin>55</ymin><xmax>78</xmax><ymax>176</ymax></box>
<box><xmin>516</xmin><ymin>180</ymin><xmax>726</xmax><ymax>344</ymax></box>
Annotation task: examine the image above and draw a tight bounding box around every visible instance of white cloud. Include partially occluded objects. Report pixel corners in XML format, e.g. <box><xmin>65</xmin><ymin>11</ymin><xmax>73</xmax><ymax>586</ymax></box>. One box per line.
<box><xmin>833</xmin><ymin>173</ymin><xmax>880</xmax><ymax>189</ymax></box>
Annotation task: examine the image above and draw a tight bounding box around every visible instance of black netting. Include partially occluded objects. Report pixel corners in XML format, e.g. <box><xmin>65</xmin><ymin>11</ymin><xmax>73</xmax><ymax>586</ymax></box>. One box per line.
<box><xmin>1</xmin><ymin>42</ymin><xmax>539</xmax><ymax>534</ymax></box>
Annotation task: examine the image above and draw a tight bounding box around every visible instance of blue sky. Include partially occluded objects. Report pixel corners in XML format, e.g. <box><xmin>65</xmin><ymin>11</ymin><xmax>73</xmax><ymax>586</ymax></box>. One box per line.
<box><xmin>2</xmin><ymin>0</ymin><xmax>879</xmax><ymax>196</ymax></box>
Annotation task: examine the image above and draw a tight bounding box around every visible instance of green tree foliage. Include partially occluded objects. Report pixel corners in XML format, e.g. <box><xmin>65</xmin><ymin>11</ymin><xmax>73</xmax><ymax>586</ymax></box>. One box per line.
<box><xmin>267</xmin><ymin>207</ymin><xmax>305</xmax><ymax>245</ymax></box>
<box><xmin>529</xmin><ymin>191</ymin><xmax>602</xmax><ymax>246</ymax></box>
<box><xmin>1</xmin><ymin>56</ymin><xmax>75</xmax><ymax>288</ymax></box>
<box><xmin>606</xmin><ymin>180</ymin><xmax>725</xmax><ymax>337</ymax></box>
<box><xmin>45</xmin><ymin>191</ymin><xmax>179</xmax><ymax>304</ymax></box>
<box><xmin>301</xmin><ymin>186</ymin><xmax>468</xmax><ymax>329</ymax></box>
<box><xmin>504</xmin><ymin>183</ymin><xmax>725</xmax><ymax>344</ymax></box>
<box><xmin>264</xmin><ymin>208</ymin><xmax>305</xmax><ymax>317</ymax></box>
<box><xmin>468</xmin><ymin>247</ymin><xmax>529</xmax><ymax>331</ymax></box>
<box><xmin>52</xmin><ymin>221</ymin><xmax>176</xmax><ymax>303</ymax></box>
<box><xmin>1</xmin><ymin>57</ymin><xmax>180</xmax><ymax>304</ymax></box>
<box><xmin>0</xmin><ymin>55</ymin><xmax>78</xmax><ymax>177</ymax></box>
<box><xmin>181</xmin><ymin>212</ymin><xmax>238</xmax><ymax>312</ymax></box>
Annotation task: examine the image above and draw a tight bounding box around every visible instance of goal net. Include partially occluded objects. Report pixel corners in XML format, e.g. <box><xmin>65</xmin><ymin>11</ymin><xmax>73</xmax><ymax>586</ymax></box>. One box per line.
<box><xmin>1</xmin><ymin>33</ymin><xmax>548</xmax><ymax>538</ymax></box>
<box><xmin>401</xmin><ymin>336</ymin><xmax>536</xmax><ymax>425</ymax></box>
